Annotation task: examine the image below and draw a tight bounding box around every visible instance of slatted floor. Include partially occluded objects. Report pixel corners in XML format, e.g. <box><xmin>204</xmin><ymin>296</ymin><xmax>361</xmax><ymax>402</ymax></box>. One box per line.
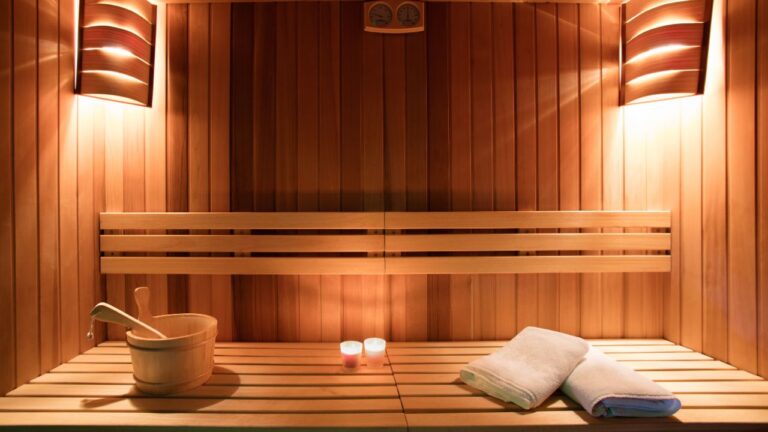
<box><xmin>1</xmin><ymin>340</ymin><xmax>767</xmax><ymax>430</ymax></box>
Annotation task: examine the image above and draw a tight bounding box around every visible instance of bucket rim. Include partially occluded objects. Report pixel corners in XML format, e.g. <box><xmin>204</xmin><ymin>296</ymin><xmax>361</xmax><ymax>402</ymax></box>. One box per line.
<box><xmin>127</xmin><ymin>313</ymin><xmax>217</xmax><ymax>346</ymax></box>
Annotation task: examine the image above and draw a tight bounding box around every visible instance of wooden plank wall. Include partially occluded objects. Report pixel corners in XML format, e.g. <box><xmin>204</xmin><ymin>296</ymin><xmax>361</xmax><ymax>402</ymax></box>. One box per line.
<box><xmin>220</xmin><ymin>1</ymin><xmax>645</xmax><ymax>343</ymax></box>
<box><xmin>647</xmin><ymin>0</ymin><xmax>768</xmax><ymax>378</ymax></box>
<box><xmin>1</xmin><ymin>0</ymin><xmax>767</xmax><ymax>396</ymax></box>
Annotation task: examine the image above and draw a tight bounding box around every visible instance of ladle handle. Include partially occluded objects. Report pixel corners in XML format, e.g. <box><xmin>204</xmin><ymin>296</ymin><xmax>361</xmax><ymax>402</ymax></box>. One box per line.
<box><xmin>89</xmin><ymin>302</ymin><xmax>167</xmax><ymax>339</ymax></box>
<box><xmin>134</xmin><ymin>286</ymin><xmax>154</xmax><ymax>326</ymax></box>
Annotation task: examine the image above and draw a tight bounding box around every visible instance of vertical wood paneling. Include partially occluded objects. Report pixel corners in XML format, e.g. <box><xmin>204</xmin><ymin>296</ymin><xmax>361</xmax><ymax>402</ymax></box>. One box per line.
<box><xmin>145</xmin><ymin>4</ymin><xmax>169</xmax><ymax>319</ymax></box>
<box><xmin>105</xmin><ymin>105</ymin><xmax>125</xmax><ymax>340</ymax></box>
<box><xmin>405</xmin><ymin>28</ymin><xmax>429</xmax><ymax>341</ymax></box>
<box><xmin>514</xmin><ymin>3</ymin><xmax>537</xmax><ymax>331</ymax></box>
<box><xmin>0</xmin><ymin>0</ymin><xmax>15</xmax><ymax>395</ymax></box>
<box><xmin>188</xmin><ymin>3</ymin><xmax>212</xmax><ymax>317</ymax></box>
<box><xmin>14</xmin><ymin>0</ymin><xmax>40</xmax><ymax>385</ymax></box>
<box><xmin>38</xmin><ymin>0</ymin><xmax>60</xmax><ymax>373</ymax></box>
<box><xmin>471</xmin><ymin>3</ymin><xmax>494</xmax><ymax>339</ymax></box>
<box><xmin>386</xmin><ymin>32</ymin><xmax>407</xmax><ymax>341</ymax></box>
<box><xmin>680</xmin><ymin>96</ymin><xmax>703</xmax><ymax>351</ymax></box>
<box><xmin>556</xmin><ymin>3</ymin><xmax>580</xmax><ymax>336</ymax></box>
<box><xmin>339</xmin><ymin>2</ymin><xmax>363</xmax><ymax>342</ymax></box>
<box><xmin>5</xmin><ymin>0</ymin><xmax>768</xmax><ymax>385</ymax></box>
<box><xmin>535</xmin><ymin>3</ymin><xmax>558</xmax><ymax>331</ymax></box>
<box><xmin>758</xmin><ymin>0</ymin><xmax>768</xmax><ymax>379</ymax></box>
<box><xmin>275</xmin><ymin>2</ymin><xmax>299</xmax><ymax>342</ymax></box>
<box><xmin>123</xmin><ymin>107</ymin><xmax>146</xmax><ymax>319</ymax></box>
<box><xmin>449</xmin><ymin>3</ymin><xmax>472</xmax><ymax>340</ymax></box>
<box><xmin>77</xmin><ymin>99</ymin><xmax>97</xmax><ymax>352</ymax></box>
<box><xmin>623</xmin><ymin>103</ymin><xmax>648</xmax><ymax>338</ymax></box>
<box><xmin>318</xmin><ymin>1</ymin><xmax>342</xmax><ymax>342</ymax></box>
<box><xmin>209</xmin><ymin>3</ymin><xmax>232</xmax><ymax>341</ymax></box>
<box><xmin>166</xmin><ymin>4</ymin><xmax>189</xmax><ymax>314</ymax></box>
<box><xmin>426</xmin><ymin>2</ymin><xmax>451</xmax><ymax>341</ymax></box>
<box><xmin>361</xmin><ymin>15</ymin><xmax>388</xmax><ymax>340</ymax></box>
<box><xmin>600</xmin><ymin>5</ymin><xmax>623</xmax><ymax>338</ymax></box>
<box><xmin>59</xmin><ymin>0</ymin><xmax>81</xmax><ymax>361</ymax></box>
<box><xmin>725</xmin><ymin>0</ymin><xmax>757</xmax><ymax>373</ymax></box>
<box><xmin>701</xmin><ymin>0</ymin><xmax>728</xmax><ymax>362</ymax></box>
<box><xmin>492</xmin><ymin>3</ymin><xmax>516</xmax><ymax>340</ymax></box>
<box><xmin>578</xmin><ymin>4</ymin><xmax>602</xmax><ymax>338</ymax></box>
<box><xmin>297</xmin><ymin>1</ymin><xmax>321</xmax><ymax>342</ymax></box>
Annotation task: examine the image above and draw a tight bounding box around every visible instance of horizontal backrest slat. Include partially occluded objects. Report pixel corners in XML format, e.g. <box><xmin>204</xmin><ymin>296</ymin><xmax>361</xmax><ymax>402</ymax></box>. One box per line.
<box><xmin>385</xmin><ymin>255</ymin><xmax>671</xmax><ymax>274</ymax></box>
<box><xmin>101</xmin><ymin>257</ymin><xmax>386</xmax><ymax>275</ymax></box>
<box><xmin>98</xmin><ymin>211</ymin><xmax>673</xmax><ymax>275</ymax></box>
<box><xmin>385</xmin><ymin>211</ymin><xmax>671</xmax><ymax>229</ymax></box>
<box><xmin>100</xmin><ymin>234</ymin><xmax>384</xmax><ymax>253</ymax></box>
<box><xmin>385</xmin><ymin>233</ymin><xmax>670</xmax><ymax>252</ymax></box>
<box><xmin>100</xmin><ymin>212</ymin><xmax>385</xmax><ymax>230</ymax></box>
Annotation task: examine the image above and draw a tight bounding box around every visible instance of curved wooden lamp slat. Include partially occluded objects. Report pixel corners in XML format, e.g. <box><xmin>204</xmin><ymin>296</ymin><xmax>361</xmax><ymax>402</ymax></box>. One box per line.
<box><xmin>625</xmin><ymin>0</ymin><xmax>705</xmax><ymax>42</ymax></box>
<box><xmin>81</xmin><ymin>48</ymin><xmax>150</xmax><ymax>84</ymax></box>
<box><xmin>79</xmin><ymin>71</ymin><xmax>150</xmax><ymax>105</ymax></box>
<box><xmin>625</xmin><ymin>22</ymin><xmax>703</xmax><ymax>62</ymax></box>
<box><xmin>624</xmin><ymin>45</ymin><xmax>701</xmax><ymax>83</ymax></box>
<box><xmin>81</xmin><ymin>26</ymin><xmax>152</xmax><ymax>63</ymax></box>
<box><xmin>83</xmin><ymin>3</ymin><xmax>153</xmax><ymax>42</ymax></box>
<box><xmin>624</xmin><ymin>69</ymin><xmax>699</xmax><ymax>104</ymax></box>
<box><xmin>85</xmin><ymin>0</ymin><xmax>154</xmax><ymax>24</ymax></box>
<box><xmin>625</xmin><ymin>0</ymin><xmax>682</xmax><ymax>22</ymax></box>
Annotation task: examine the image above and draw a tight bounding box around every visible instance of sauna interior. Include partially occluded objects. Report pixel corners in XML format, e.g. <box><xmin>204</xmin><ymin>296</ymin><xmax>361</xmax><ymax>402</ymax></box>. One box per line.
<box><xmin>1</xmin><ymin>0</ymin><xmax>767</xmax><ymax>429</ymax></box>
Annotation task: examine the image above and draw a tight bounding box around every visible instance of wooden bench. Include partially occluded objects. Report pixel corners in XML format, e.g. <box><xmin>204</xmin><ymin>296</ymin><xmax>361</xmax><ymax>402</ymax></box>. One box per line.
<box><xmin>99</xmin><ymin>210</ymin><xmax>671</xmax><ymax>275</ymax></box>
<box><xmin>1</xmin><ymin>340</ymin><xmax>767</xmax><ymax>430</ymax></box>
<box><xmin>4</xmin><ymin>211</ymin><xmax>763</xmax><ymax>430</ymax></box>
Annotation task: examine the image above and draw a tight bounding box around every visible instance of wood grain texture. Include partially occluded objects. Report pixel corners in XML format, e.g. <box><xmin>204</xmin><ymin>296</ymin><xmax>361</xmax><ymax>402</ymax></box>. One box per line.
<box><xmin>14</xmin><ymin>0</ymin><xmax>40</xmax><ymax>386</ymax></box>
<box><xmin>758</xmin><ymin>0</ymin><xmax>768</xmax><ymax>380</ymax></box>
<box><xmin>0</xmin><ymin>0</ymin><xmax>14</xmax><ymax>395</ymax></box>
<box><xmin>725</xmin><ymin>0</ymin><xmax>757</xmax><ymax>374</ymax></box>
<box><xmin>4</xmin><ymin>0</ymin><xmax>768</xmax><ymax>387</ymax></box>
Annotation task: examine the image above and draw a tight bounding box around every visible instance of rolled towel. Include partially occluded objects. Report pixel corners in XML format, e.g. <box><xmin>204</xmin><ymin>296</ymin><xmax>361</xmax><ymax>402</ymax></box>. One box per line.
<box><xmin>459</xmin><ymin>327</ymin><xmax>590</xmax><ymax>409</ymax></box>
<box><xmin>562</xmin><ymin>347</ymin><xmax>682</xmax><ymax>417</ymax></box>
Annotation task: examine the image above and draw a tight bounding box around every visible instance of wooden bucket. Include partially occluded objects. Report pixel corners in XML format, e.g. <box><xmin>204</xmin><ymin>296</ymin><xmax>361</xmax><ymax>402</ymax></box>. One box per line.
<box><xmin>126</xmin><ymin>313</ymin><xmax>217</xmax><ymax>395</ymax></box>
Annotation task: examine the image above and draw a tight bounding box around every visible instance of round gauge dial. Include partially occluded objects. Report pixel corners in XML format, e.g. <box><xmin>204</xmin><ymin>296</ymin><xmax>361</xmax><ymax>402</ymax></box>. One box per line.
<box><xmin>397</xmin><ymin>3</ymin><xmax>421</xmax><ymax>26</ymax></box>
<box><xmin>369</xmin><ymin>3</ymin><xmax>393</xmax><ymax>27</ymax></box>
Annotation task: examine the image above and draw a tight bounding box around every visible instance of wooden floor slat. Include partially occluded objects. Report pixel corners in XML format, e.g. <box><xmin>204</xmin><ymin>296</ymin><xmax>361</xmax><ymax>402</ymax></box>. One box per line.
<box><xmin>0</xmin><ymin>412</ymin><xmax>409</xmax><ymax>429</ymax></box>
<box><xmin>0</xmin><ymin>396</ymin><xmax>404</xmax><ymax>413</ymax></box>
<box><xmin>8</xmin><ymin>383</ymin><xmax>400</xmax><ymax>399</ymax></box>
<box><xmin>33</xmin><ymin>373</ymin><xmax>396</xmax><ymax>386</ymax></box>
<box><xmin>2</xmin><ymin>339</ymin><xmax>766</xmax><ymax>430</ymax></box>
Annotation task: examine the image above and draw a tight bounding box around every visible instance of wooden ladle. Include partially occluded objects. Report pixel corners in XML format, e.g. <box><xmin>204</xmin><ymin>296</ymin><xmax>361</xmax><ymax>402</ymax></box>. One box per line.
<box><xmin>89</xmin><ymin>298</ymin><xmax>167</xmax><ymax>339</ymax></box>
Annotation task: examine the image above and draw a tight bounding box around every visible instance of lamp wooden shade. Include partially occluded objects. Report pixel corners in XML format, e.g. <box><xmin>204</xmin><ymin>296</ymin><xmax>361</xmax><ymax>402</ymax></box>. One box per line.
<box><xmin>76</xmin><ymin>0</ymin><xmax>157</xmax><ymax>106</ymax></box>
<box><xmin>621</xmin><ymin>0</ymin><xmax>713</xmax><ymax>105</ymax></box>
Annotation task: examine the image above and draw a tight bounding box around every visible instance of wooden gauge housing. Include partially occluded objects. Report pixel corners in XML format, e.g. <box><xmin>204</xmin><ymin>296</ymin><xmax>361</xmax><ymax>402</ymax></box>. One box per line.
<box><xmin>364</xmin><ymin>0</ymin><xmax>425</xmax><ymax>34</ymax></box>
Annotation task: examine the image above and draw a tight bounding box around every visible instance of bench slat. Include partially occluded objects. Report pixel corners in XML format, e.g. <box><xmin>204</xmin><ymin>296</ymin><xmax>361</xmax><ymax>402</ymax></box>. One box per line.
<box><xmin>385</xmin><ymin>255</ymin><xmax>671</xmax><ymax>274</ymax></box>
<box><xmin>385</xmin><ymin>211</ymin><xmax>672</xmax><ymax>229</ymax></box>
<box><xmin>100</xmin><ymin>212</ymin><xmax>385</xmax><ymax>230</ymax></box>
<box><xmin>101</xmin><ymin>234</ymin><xmax>384</xmax><ymax>253</ymax></box>
<box><xmin>0</xmin><ymin>396</ymin><xmax>404</xmax><ymax>413</ymax></box>
<box><xmin>32</xmin><ymin>373</ymin><xmax>395</xmax><ymax>386</ymax></box>
<box><xmin>386</xmin><ymin>233</ymin><xmax>670</xmax><ymax>252</ymax></box>
<box><xmin>7</xmin><ymin>384</ymin><xmax>400</xmax><ymax>399</ymax></box>
<box><xmin>101</xmin><ymin>257</ymin><xmax>386</xmax><ymax>275</ymax></box>
<box><xmin>0</xmin><ymin>412</ymin><xmax>408</xmax><ymax>429</ymax></box>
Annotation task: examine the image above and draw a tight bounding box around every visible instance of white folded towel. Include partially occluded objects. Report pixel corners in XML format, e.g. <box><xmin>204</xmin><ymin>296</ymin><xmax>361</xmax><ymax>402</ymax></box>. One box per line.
<box><xmin>459</xmin><ymin>326</ymin><xmax>590</xmax><ymax>409</ymax></box>
<box><xmin>562</xmin><ymin>347</ymin><xmax>682</xmax><ymax>417</ymax></box>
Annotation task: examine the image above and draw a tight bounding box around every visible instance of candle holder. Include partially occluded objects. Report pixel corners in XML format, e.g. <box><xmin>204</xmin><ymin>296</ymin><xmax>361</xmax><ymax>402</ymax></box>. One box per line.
<box><xmin>340</xmin><ymin>340</ymin><xmax>363</xmax><ymax>369</ymax></box>
<box><xmin>364</xmin><ymin>337</ymin><xmax>386</xmax><ymax>368</ymax></box>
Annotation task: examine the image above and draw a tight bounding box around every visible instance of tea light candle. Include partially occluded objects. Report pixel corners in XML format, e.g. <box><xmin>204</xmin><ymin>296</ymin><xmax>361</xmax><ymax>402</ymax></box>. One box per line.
<box><xmin>364</xmin><ymin>337</ymin><xmax>386</xmax><ymax>368</ymax></box>
<box><xmin>340</xmin><ymin>340</ymin><xmax>363</xmax><ymax>369</ymax></box>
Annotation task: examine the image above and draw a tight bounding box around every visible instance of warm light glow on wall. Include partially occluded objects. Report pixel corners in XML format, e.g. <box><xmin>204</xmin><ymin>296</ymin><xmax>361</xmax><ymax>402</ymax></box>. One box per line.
<box><xmin>621</xmin><ymin>0</ymin><xmax>712</xmax><ymax>105</ymax></box>
<box><xmin>76</xmin><ymin>0</ymin><xmax>156</xmax><ymax>106</ymax></box>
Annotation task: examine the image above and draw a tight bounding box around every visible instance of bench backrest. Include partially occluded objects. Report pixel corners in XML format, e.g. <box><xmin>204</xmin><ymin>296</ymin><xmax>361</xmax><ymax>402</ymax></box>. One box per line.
<box><xmin>99</xmin><ymin>211</ymin><xmax>671</xmax><ymax>275</ymax></box>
